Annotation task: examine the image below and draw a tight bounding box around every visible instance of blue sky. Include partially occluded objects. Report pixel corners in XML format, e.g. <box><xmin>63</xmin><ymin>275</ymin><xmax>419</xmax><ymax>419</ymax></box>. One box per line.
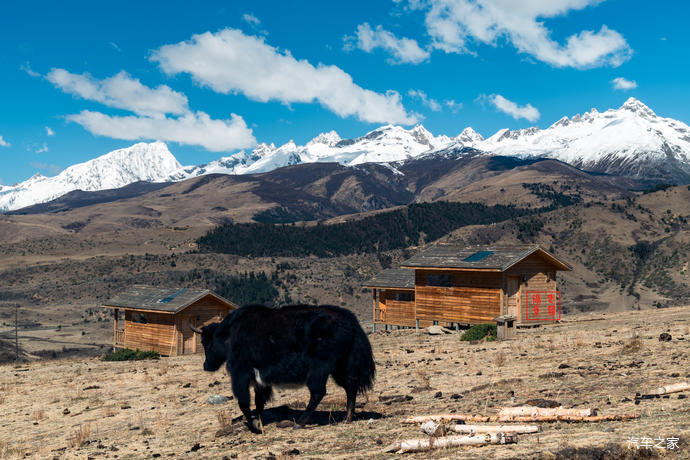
<box><xmin>1</xmin><ymin>0</ymin><xmax>689</xmax><ymax>185</ymax></box>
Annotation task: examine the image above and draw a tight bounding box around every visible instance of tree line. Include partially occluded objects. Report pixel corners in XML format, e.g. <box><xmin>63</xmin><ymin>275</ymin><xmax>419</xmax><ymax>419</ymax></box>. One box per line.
<box><xmin>196</xmin><ymin>201</ymin><xmax>532</xmax><ymax>257</ymax></box>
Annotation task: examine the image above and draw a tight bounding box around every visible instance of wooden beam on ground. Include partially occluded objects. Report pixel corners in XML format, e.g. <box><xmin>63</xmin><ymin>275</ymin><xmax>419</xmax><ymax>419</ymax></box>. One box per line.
<box><xmin>404</xmin><ymin>411</ymin><xmax>638</xmax><ymax>424</ymax></box>
<box><xmin>653</xmin><ymin>382</ymin><xmax>689</xmax><ymax>395</ymax></box>
<box><xmin>497</xmin><ymin>406</ymin><xmax>592</xmax><ymax>418</ymax></box>
<box><xmin>421</xmin><ymin>421</ymin><xmax>539</xmax><ymax>436</ymax></box>
<box><xmin>384</xmin><ymin>433</ymin><xmax>517</xmax><ymax>454</ymax></box>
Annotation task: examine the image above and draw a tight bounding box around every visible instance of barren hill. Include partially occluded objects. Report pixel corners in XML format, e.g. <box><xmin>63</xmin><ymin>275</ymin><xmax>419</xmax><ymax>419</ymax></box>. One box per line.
<box><xmin>1</xmin><ymin>307</ymin><xmax>688</xmax><ymax>459</ymax></box>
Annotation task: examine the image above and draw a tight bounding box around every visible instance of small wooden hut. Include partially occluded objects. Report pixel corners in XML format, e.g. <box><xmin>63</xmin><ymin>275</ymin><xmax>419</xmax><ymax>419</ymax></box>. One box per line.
<box><xmin>103</xmin><ymin>285</ymin><xmax>238</xmax><ymax>356</ymax></box>
<box><xmin>362</xmin><ymin>269</ymin><xmax>429</xmax><ymax>328</ymax></box>
<box><xmin>365</xmin><ymin>244</ymin><xmax>571</xmax><ymax>328</ymax></box>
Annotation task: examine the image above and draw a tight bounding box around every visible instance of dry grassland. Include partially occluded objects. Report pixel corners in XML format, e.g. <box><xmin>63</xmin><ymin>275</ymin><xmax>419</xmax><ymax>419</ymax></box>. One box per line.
<box><xmin>1</xmin><ymin>307</ymin><xmax>689</xmax><ymax>459</ymax></box>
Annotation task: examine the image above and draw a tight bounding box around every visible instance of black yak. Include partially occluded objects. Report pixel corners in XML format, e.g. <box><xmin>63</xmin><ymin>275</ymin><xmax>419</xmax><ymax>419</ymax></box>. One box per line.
<box><xmin>190</xmin><ymin>304</ymin><xmax>375</xmax><ymax>433</ymax></box>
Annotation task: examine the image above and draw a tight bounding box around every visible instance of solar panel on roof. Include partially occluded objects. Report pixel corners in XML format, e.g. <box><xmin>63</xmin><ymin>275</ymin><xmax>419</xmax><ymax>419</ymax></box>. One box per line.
<box><xmin>157</xmin><ymin>288</ymin><xmax>187</xmax><ymax>303</ymax></box>
<box><xmin>462</xmin><ymin>250</ymin><xmax>494</xmax><ymax>262</ymax></box>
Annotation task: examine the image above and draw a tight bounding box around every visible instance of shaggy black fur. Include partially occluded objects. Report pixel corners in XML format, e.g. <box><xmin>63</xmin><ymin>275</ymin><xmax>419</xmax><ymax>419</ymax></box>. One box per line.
<box><xmin>197</xmin><ymin>304</ymin><xmax>375</xmax><ymax>433</ymax></box>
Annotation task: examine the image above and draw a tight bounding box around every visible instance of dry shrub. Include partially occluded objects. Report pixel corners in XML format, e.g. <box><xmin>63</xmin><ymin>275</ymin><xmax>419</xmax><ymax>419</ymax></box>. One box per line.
<box><xmin>217</xmin><ymin>410</ymin><xmax>232</xmax><ymax>430</ymax></box>
<box><xmin>622</xmin><ymin>332</ymin><xmax>643</xmax><ymax>354</ymax></box>
<box><xmin>0</xmin><ymin>439</ymin><xmax>26</xmax><ymax>459</ymax></box>
<box><xmin>103</xmin><ymin>406</ymin><xmax>118</xmax><ymax>417</ymax></box>
<box><xmin>31</xmin><ymin>409</ymin><xmax>46</xmax><ymax>422</ymax></box>
<box><xmin>573</xmin><ymin>333</ymin><xmax>586</xmax><ymax>348</ymax></box>
<box><xmin>415</xmin><ymin>369</ymin><xmax>431</xmax><ymax>390</ymax></box>
<box><xmin>494</xmin><ymin>351</ymin><xmax>506</xmax><ymax>368</ymax></box>
<box><xmin>67</xmin><ymin>424</ymin><xmax>91</xmax><ymax>448</ymax></box>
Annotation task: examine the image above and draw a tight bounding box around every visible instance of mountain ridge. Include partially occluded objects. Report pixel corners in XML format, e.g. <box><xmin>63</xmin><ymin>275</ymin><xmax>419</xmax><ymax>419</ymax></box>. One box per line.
<box><xmin>2</xmin><ymin>97</ymin><xmax>689</xmax><ymax>212</ymax></box>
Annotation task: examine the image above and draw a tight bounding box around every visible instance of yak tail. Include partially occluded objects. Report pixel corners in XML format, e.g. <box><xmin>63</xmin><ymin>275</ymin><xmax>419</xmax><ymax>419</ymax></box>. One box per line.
<box><xmin>348</xmin><ymin>322</ymin><xmax>376</xmax><ymax>395</ymax></box>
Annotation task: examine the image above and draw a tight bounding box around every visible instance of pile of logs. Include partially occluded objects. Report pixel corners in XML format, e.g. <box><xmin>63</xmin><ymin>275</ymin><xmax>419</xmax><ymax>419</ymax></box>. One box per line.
<box><xmin>388</xmin><ymin>406</ymin><xmax>639</xmax><ymax>454</ymax></box>
<box><xmin>402</xmin><ymin>406</ymin><xmax>639</xmax><ymax>424</ymax></box>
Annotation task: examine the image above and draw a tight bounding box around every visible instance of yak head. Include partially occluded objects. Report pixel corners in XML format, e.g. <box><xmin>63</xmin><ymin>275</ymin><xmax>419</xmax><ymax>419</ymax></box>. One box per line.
<box><xmin>189</xmin><ymin>320</ymin><xmax>226</xmax><ymax>372</ymax></box>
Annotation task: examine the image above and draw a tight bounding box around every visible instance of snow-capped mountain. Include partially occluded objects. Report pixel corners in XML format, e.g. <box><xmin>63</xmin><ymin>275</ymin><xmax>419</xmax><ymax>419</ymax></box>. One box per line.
<box><xmin>3</xmin><ymin>98</ymin><xmax>690</xmax><ymax>212</ymax></box>
<box><xmin>169</xmin><ymin>124</ymin><xmax>457</xmax><ymax>181</ymax></box>
<box><xmin>0</xmin><ymin>142</ymin><xmax>181</xmax><ymax>211</ymax></box>
<box><xmin>476</xmin><ymin>98</ymin><xmax>690</xmax><ymax>182</ymax></box>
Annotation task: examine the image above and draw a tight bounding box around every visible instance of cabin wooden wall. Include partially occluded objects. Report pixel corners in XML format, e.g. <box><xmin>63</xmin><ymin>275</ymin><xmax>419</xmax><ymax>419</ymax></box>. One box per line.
<box><xmin>175</xmin><ymin>297</ymin><xmax>233</xmax><ymax>355</ymax></box>
<box><xmin>504</xmin><ymin>254</ymin><xmax>558</xmax><ymax>325</ymax></box>
<box><xmin>414</xmin><ymin>270</ymin><xmax>502</xmax><ymax>324</ymax></box>
<box><xmin>120</xmin><ymin>296</ymin><xmax>234</xmax><ymax>357</ymax></box>
<box><xmin>123</xmin><ymin>311</ymin><xmax>177</xmax><ymax>356</ymax></box>
<box><xmin>375</xmin><ymin>289</ymin><xmax>428</xmax><ymax>327</ymax></box>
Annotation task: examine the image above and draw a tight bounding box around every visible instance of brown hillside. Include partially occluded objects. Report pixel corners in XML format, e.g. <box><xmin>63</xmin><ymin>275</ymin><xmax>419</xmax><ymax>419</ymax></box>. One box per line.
<box><xmin>1</xmin><ymin>306</ymin><xmax>688</xmax><ymax>459</ymax></box>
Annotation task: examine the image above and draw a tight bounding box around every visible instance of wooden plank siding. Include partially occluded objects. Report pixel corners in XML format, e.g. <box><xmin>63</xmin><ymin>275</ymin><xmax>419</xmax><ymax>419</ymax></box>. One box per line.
<box><xmin>176</xmin><ymin>297</ymin><xmax>232</xmax><ymax>355</ymax></box>
<box><xmin>414</xmin><ymin>270</ymin><xmax>502</xmax><ymax>324</ymax></box>
<box><xmin>119</xmin><ymin>295</ymin><xmax>233</xmax><ymax>356</ymax></box>
<box><xmin>504</xmin><ymin>254</ymin><xmax>559</xmax><ymax>325</ymax></box>
<box><xmin>123</xmin><ymin>311</ymin><xmax>177</xmax><ymax>356</ymax></box>
<box><xmin>376</xmin><ymin>290</ymin><xmax>416</xmax><ymax>327</ymax></box>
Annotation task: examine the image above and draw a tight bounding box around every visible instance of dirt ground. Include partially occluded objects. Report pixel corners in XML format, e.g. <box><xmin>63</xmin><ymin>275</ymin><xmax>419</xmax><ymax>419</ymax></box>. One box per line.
<box><xmin>1</xmin><ymin>306</ymin><xmax>688</xmax><ymax>459</ymax></box>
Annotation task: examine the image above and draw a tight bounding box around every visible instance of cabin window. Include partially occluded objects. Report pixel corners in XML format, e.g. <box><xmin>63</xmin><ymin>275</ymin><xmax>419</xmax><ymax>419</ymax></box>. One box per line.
<box><xmin>132</xmin><ymin>313</ymin><xmax>147</xmax><ymax>324</ymax></box>
<box><xmin>426</xmin><ymin>274</ymin><xmax>451</xmax><ymax>287</ymax></box>
<box><xmin>393</xmin><ymin>292</ymin><xmax>413</xmax><ymax>302</ymax></box>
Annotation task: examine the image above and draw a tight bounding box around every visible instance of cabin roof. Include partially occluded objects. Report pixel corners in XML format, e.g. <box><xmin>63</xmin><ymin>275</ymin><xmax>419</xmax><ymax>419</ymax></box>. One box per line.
<box><xmin>362</xmin><ymin>269</ymin><xmax>415</xmax><ymax>290</ymax></box>
<box><xmin>102</xmin><ymin>285</ymin><xmax>238</xmax><ymax>314</ymax></box>
<box><xmin>400</xmin><ymin>244</ymin><xmax>571</xmax><ymax>271</ymax></box>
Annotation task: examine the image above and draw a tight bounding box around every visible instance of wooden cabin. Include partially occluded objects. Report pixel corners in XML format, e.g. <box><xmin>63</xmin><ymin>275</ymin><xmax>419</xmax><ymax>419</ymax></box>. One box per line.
<box><xmin>102</xmin><ymin>285</ymin><xmax>238</xmax><ymax>356</ymax></box>
<box><xmin>362</xmin><ymin>269</ymin><xmax>427</xmax><ymax>328</ymax></box>
<box><xmin>365</xmin><ymin>244</ymin><xmax>571</xmax><ymax>328</ymax></box>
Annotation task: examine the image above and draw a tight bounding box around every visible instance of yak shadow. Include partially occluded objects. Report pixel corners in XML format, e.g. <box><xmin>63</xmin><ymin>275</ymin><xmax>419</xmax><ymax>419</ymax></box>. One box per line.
<box><xmin>232</xmin><ymin>404</ymin><xmax>384</xmax><ymax>428</ymax></box>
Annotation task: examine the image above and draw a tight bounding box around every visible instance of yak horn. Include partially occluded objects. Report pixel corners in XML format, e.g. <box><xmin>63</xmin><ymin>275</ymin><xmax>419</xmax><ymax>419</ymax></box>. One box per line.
<box><xmin>188</xmin><ymin>318</ymin><xmax>203</xmax><ymax>334</ymax></box>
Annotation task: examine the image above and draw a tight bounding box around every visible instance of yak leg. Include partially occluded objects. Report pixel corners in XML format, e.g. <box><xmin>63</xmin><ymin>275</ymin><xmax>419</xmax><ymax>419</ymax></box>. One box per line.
<box><xmin>254</xmin><ymin>384</ymin><xmax>273</xmax><ymax>428</ymax></box>
<box><xmin>345</xmin><ymin>386</ymin><xmax>357</xmax><ymax>422</ymax></box>
<box><xmin>296</xmin><ymin>372</ymin><xmax>328</xmax><ymax>427</ymax></box>
<box><xmin>232</xmin><ymin>371</ymin><xmax>261</xmax><ymax>434</ymax></box>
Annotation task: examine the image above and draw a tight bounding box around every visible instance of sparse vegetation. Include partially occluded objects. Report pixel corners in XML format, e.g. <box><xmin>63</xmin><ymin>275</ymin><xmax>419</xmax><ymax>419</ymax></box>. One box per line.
<box><xmin>101</xmin><ymin>348</ymin><xmax>160</xmax><ymax>361</ymax></box>
<box><xmin>460</xmin><ymin>323</ymin><xmax>497</xmax><ymax>341</ymax></box>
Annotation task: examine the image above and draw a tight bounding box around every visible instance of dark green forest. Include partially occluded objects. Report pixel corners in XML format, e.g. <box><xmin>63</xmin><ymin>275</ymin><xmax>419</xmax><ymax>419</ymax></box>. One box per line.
<box><xmin>177</xmin><ymin>268</ymin><xmax>279</xmax><ymax>305</ymax></box>
<box><xmin>196</xmin><ymin>201</ymin><xmax>533</xmax><ymax>257</ymax></box>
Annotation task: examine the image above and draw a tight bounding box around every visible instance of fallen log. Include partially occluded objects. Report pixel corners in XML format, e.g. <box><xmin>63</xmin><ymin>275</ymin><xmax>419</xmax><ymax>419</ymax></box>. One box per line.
<box><xmin>496</xmin><ymin>414</ymin><xmax>639</xmax><ymax>422</ymax></box>
<box><xmin>404</xmin><ymin>412</ymin><xmax>638</xmax><ymax>424</ymax></box>
<box><xmin>384</xmin><ymin>433</ymin><xmax>517</xmax><ymax>453</ymax></box>
<box><xmin>652</xmin><ymin>381</ymin><xmax>689</xmax><ymax>395</ymax></box>
<box><xmin>421</xmin><ymin>421</ymin><xmax>538</xmax><ymax>436</ymax></box>
<box><xmin>404</xmin><ymin>414</ymin><xmax>491</xmax><ymax>424</ymax></box>
<box><xmin>498</xmin><ymin>406</ymin><xmax>592</xmax><ymax>418</ymax></box>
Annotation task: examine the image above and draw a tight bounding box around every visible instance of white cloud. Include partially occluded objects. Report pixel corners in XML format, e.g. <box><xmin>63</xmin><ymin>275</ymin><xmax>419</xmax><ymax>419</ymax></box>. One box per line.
<box><xmin>46</xmin><ymin>69</ymin><xmax>189</xmax><ymax>117</ymax></box>
<box><xmin>409</xmin><ymin>89</ymin><xmax>462</xmax><ymax>113</ymax></box>
<box><xmin>67</xmin><ymin>110</ymin><xmax>256</xmax><ymax>152</ymax></box>
<box><xmin>46</xmin><ymin>127</ymin><xmax>55</xmax><ymax>136</ymax></box>
<box><xmin>408</xmin><ymin>89</ymin><xmax>441</xmax><ymax>111</ymax></box>
<box><xmin>611</xmin><ymin>77</ymin><xmax>637</xmax><ymax>90</ymax></box>
<box><xmin>349</xmin><ymin>23</ymin><xmax>430</xmax><ymax>65</ymax></box>
<box><xmin>416</xmin><ymin>0</ymin><xmax>631</xmax><ymax>69</ymax></box>
<box><xmin>444</xmin><ymin>99</ymin><xmax>462</xmax><ymax>113</ymax></box>
<box><xmin>242</xmin><ymin>13</ymin><xmax>261</xmax><ymax>26</ymax></box>
<box><xmin>36</xmin><ymin>143</ymin><xmax>49</xmax><ymax>153</ymax></box>
<box><xmin>151</xmin><ymin>28</ymin><xmax>417</xmax><ymax>125</ymax></box>
<box><xmin>484</xmin><ymin>94</ymin><xmax>540</xmax><ymax>122</ymax></box>
<box><xmin>0</xmin><ymin>135</ymin><xmax>9</xmax><ymax>147</ymax></box>
<box><xmin>108</xmin><ymin>41</ymin><xmax>122</xmax><ymax>52</ymax></box>
<box><xmin>20</xmin><ymin>62</ymin><xmax>40</xmax><ymax>77</ymax></box>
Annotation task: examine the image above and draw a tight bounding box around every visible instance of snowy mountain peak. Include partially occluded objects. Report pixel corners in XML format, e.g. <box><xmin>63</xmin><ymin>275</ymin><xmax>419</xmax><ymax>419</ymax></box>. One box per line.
<box><xmin>621</xmin><ymin>97</ymin><xmax>656</xmax><ymax>116</ymax></box>
<box><xmin>307</xmin><ymin>131</ymin><xmax>341</xmax><ymax>147</ymax></box>
<box><xmin>0</xmin><ymin>142</ymin><xmax>181</xmax><ymax>212</ymax></box>
<box><xmin>456</xmin><ymin>127</ymin><xmax>484</xmax><ymax>145</ymax></box>
<box><xmin>478</xmin><ymin>98</ymin><xmax>690</xmax><ymax>181</ymax></box>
